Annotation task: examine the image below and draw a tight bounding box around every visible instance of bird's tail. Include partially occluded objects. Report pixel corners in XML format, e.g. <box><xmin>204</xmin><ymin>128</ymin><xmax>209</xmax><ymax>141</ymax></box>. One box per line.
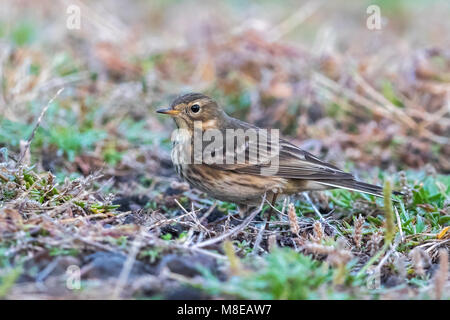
<box><xmin>316</xmin><ymin>179</ymin><xmax>402</xmax><ymax>198</ymax></box>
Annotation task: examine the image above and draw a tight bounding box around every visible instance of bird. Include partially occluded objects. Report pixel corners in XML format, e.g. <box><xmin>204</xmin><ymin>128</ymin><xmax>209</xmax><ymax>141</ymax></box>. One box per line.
<box><xmin>157</xmin><ymin>93</ymin><xmax>399</xmax><ymax>209</ymax></box>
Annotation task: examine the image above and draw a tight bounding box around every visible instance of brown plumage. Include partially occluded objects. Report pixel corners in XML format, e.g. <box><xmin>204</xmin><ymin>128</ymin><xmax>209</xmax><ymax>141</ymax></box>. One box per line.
<box><xmin>157</xmin><ymin>93</ymin><xmax>399</xmax><ymax>206</ymax></box>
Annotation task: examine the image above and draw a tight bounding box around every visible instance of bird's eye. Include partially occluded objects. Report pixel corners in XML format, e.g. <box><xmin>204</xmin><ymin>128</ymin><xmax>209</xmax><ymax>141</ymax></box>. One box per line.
<box><xmin>190</xmin><ymin>104</ymin><xmax>200</xmax><ymax>113</ymax></box>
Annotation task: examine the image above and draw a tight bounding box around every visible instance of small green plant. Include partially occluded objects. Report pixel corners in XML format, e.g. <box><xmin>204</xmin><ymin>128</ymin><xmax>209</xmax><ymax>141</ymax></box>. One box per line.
<box><xmin>140</xmin><ymin>248</ymin><xmax>163</xmax><ymax>263</ymax></box>
<box><xmin>199</xmin><ymin>248</ymin><xmax>349</xmax><ymax>299</ymax></box>
<box><xmin>0</xmin><ymin>267</ymin><xmax>22</xmax><ymax>298</ymax></box>
<box><xmin>90</xmin><ymin>203</ymin><xmax>120</xmax><ymax>214</ymax></box>
<box><xmin>48</xmin><ymin>247</ymin><xmax>79</xmax><ymax>257</ymax></box>
<box><xmin>11</xmin><ymin>21</ymin><xmax>37</xmax><ymax>46</ymax></box>
<box><xmin>161</xmin><ymin>233</ymin><xmax>173</xmax><ymax>241</ymax></box>
<box><xmin>49</xmin><ymin>126</ymin><xmax>106</xmax><ymax>162</ymax></box>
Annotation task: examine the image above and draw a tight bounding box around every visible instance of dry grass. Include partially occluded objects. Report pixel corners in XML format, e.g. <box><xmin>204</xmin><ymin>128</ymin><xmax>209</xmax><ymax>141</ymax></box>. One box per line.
<box><xmin>0</xmin><ymin>0</ymin><xmax>448</xmax><ymax>300</ymax></box>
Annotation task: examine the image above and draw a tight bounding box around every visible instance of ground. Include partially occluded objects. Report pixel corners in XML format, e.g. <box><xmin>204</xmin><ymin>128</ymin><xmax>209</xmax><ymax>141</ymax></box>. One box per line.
<box><xmin>0</xmin><ymin>0</ymin><xmax>449</xmax><ymax>299</ymax></box>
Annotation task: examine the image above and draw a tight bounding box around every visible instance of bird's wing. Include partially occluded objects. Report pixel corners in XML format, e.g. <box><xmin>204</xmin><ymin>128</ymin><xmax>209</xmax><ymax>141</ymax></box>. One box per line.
<box><xmin>207</xmin><ymin>127</ymin><xmax>354</xmax><ymax>180</ymax></box>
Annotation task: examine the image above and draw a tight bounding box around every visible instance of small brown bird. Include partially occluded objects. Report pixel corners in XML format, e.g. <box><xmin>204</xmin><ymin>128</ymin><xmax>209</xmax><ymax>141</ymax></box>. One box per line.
<box><xmin>157</xmin><ymin>93</ymin><xmax>396</xmax><ymax>207</ymax></box>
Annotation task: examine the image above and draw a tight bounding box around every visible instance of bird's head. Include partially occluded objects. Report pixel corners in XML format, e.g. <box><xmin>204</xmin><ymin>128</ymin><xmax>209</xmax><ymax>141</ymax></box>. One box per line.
<box><xmin>157</xmin><ymin>93</ymin><xmax>228</xmax><ymax>130</ymax></box>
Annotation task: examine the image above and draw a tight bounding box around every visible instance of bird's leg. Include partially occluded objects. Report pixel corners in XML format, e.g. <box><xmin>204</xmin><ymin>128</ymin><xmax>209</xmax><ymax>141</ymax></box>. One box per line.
<box><xmin>237</xmin><ymin>204</ymin><xmax>249</xmax><ymax>219</ymax></box>
<box><xmin>264</xmin><ymin>193</ymin><xmax>278</xmax><ymax>230</ymax></box>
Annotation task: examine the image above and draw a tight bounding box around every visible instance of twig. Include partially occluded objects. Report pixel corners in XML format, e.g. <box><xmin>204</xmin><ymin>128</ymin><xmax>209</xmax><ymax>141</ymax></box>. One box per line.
<box><xmin>354</xmin><ymin>72</ymin><xmax>450</xmax><ymax>143</ymax></box>
<box><xmin>357</xmin><ymin>241</ymin><xmax>390</xmax><ymax>279</ymax></box>
<box><xmin>35</xmin><ymin>258</ymin><xmax>61</xmax><ymax>283</ymax></box>
<box><xmin>198</xmin><ymin>201</ymin><xmax>217</xmax><ymax>224</ymax></box>
<box><xmin>189</xmin><ymin>246</ymin><xmax>228</xmax><ymax>261</ymax></box>
<box><xmin>352</xmin><ymin>72</ymin><xmax>417</xmax><ymax>129</ymax></box>
<box><xmin>173</xmin><ymin>198</ymin><xmax>210</xmax><ymax>234</ymax></box>
<box><xmin>111</xmin><ymin>230</ymin><xmax>144</xmax><ymax>299</ymax></box>
<box><xmin>268</xmin><ymin>1</ymin><xmax>323</xmax><ymax>41</ymax></box>
<box><xmin>193</xmin><ymin>193</ymin><xmax>266</xmax><ymax>249</ymax></box>
<box><xmin>148</xmin><ymin>210</ymin><xmax>196</xmax><ymax>230</ymax></box>
<box><xmin>74</xmin><ymin>236</ymin><xmax>116</xmax><ymax>252</ymax></box>
<box><xmin>144</xmin><ymin>233</ymin><xmax>227</xmax><ymax>261</ymax></box>
<box><xmin>280</xmin><ymin>197</ymin><xmax>288</xmax><ymax>215</ymax></box>
<box><xmin>375</xmin><ymin>239</ymin><xmax>400</xmax><ymax>275</ymax></box>
<box><xmin>433</xmin><ymin>249</ymin><xmax>449</xmax><ymax>300</ymax></box>
<box><xmin>394</xmin><ymin>206</ymin><xmax>404</xmax><ymax>243</ymax></box>
<box><xmin>264</xmin><ymin>198</ymin><xmax>284</xmax><ymax>216</ymax></box>
<box><xmin>424</xmin><ymin>239</ymin><xmax>450</xmax><ymax>253</ymax></box>
<box><xmin>302</xmin><ymin>192</ymin><xmax>323</xmax><ymax>220</ymax></box>
<box><xmin>252</xmin><ymin>219</ymin><xmax>267</xmax><ymax>255</ymax></box>
<box><xmin>303</xmin><ymin>192</ymin><xmax>344</xmax><ymax>236</ymax></box>
<box><xmin>16</xmin><ymin>88</ymin><xmax>64</xmax><ymax>167</ymax></box>
<box><xmin>313</xmin><ymin>72</ymin><xmax>449</xmax><ymax>144</ymax></box>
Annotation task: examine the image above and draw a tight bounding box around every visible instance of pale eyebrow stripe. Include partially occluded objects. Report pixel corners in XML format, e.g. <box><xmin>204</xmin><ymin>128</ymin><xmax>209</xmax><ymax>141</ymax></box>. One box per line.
<box><xmin>188</xmin><ymin>98</ymin><xmax>211</xmax><ymax>106</ymax></box>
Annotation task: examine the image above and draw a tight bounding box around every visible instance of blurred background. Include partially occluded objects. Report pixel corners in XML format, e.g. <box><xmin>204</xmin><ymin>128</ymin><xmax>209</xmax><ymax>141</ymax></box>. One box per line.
<box><xmin>0</xmin><ymin>0</ymin><xmax>449</xmax><ymax>182</ymax></box>
<box><xmin>0</xmin><ymin>0</ymin><xmax>449</xmax><ymax>300</ymax></box>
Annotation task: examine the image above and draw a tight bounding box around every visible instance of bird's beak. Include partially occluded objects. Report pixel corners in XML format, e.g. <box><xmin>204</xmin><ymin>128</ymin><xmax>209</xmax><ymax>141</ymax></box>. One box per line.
<box><xmin>156</xmin><ymin>108</ymin><xmax>180</xmax><ymax>116</ymax></box>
